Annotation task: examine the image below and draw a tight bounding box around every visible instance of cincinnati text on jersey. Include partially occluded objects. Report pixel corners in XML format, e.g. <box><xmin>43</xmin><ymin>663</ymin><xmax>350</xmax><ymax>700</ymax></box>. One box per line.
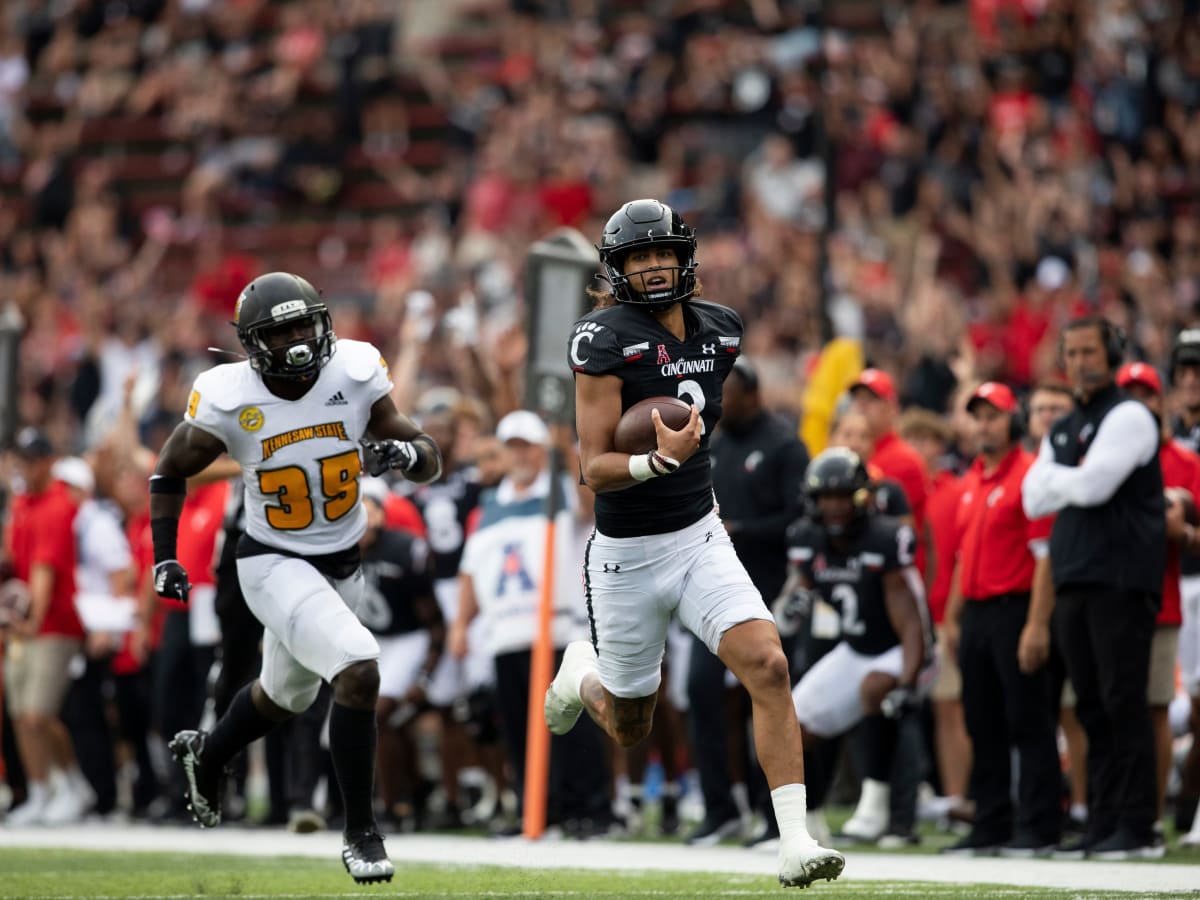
<box><xmin>660</xmin><ymin>357</ymin><xmax>716</xmax><ymax>377</ymax></box>
<box><xmin>261</xmin><ymin>421</ymin><xmax>350</xmax><ymax>459</ymax></box>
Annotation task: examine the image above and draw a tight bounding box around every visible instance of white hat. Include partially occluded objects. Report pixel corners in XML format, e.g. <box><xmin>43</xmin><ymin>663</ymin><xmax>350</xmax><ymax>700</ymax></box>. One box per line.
<box><xmin>1036</xmin><ymin>256</ymin><xmax>1070</xmax><ymax>291</ymax></box>
<box><xmin>52</xmin><ymin>456</ymin><xmax>94</xmax><ymax>494</ymax></box>
<box><xmin>496</xmin><ymin>410</ymin><xmax>550</xmax><ymax>446</ymax></box>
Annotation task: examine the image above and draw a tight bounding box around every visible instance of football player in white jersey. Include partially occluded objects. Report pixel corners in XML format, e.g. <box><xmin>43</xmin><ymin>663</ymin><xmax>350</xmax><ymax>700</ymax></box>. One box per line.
<box><xmin>148</xmin><ymin>272</ymin><xmax>442</xmax><ymax>884</ymax></box>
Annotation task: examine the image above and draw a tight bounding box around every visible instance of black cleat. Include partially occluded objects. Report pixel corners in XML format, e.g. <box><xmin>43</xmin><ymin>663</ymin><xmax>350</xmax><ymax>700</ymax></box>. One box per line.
<box><xmin>342</xmin><ymin>828</ymin><xmax>395</xmax><ymax>884</ymax></box>
<box><xmin>168</xmin><ymin>730</ymin><xmax>225</xmax><ymax>828</ymax></box>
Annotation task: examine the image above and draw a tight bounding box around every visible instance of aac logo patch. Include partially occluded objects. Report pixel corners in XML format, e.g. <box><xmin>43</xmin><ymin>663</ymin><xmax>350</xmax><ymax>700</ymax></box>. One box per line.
<box><xmin>239</xmin><ymin>407</ymin><xmax>264</xmax><ymax>432</ymax></box>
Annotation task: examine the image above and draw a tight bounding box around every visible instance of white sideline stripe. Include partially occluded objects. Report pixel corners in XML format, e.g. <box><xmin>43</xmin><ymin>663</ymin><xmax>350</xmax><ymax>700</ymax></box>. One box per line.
<box><xmin>1</xmin><ymin>825</ymin><xmax>1198</xmax><ymax>894</ymax></box>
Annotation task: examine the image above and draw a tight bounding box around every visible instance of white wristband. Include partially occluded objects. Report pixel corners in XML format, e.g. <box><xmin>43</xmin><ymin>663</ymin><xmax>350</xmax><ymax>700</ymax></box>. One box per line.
<box><xmin>629</xmin><ymin>453</ymin><xmax>656</xmax><ymax>482</ymax></box>
<box><xmin>629</xmin><ymin>451</ymin><xmax>681</xmax><ymax>482</ymax></box>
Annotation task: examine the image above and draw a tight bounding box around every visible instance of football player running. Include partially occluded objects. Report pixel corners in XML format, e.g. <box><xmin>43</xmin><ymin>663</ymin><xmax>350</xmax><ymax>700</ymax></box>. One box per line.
<box><xmin>149</xmin><ymin>272</ymin><xmax>442</xmax><ymax>884</ymax></box>
<box><xmin>544</xmin><ymin>199</ymin><xmax>843</xmax><ymax>888</ymax></box>
<box><xmin>783</xmin><ymin>448</ymin><xmax>931</xmax><ymax>846</ymax></box>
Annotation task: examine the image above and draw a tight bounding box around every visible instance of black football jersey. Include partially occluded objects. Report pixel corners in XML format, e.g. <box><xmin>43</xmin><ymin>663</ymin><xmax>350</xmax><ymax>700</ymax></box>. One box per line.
<box><xmin>396</xmin><ymin>465</ymin><xmax>482</xmax><ymax>580</ymax></box>
<box><xmin>785</xmin><ymin>515</ymin><xmax>917</xmax><ymax>656</ymax></box>
<box><xmin>357</xmin><ymin>528</ymin><xmax>438</xmax><ymax>636</ymax></box>
<box><xmin>569</xmin><ymin>299</ymin><xmax>742</xmax><ymax>537</ymax></box>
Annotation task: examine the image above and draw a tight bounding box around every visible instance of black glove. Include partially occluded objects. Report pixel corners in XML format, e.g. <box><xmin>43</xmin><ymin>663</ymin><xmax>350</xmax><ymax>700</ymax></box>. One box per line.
<box><xmin>880</xmin><ymin>685</ymin><xmax>916</xmax><ymax>720</ymax></box>
<box><xmin>361</xmin><ymin>439</ymin><xmax>421</xmax><ymax>477</ymax></box>
<box><xmin>153</xmin><ymin>559</ymin><xmax>191</xmax><ymax>603</ymax></box>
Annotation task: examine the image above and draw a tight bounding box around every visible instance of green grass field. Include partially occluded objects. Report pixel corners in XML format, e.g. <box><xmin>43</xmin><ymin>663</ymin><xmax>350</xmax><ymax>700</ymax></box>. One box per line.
<box><xmin>0</xmin><ymin>849</ymin><xmax>1189</xmax><ymax>900</ymax></box>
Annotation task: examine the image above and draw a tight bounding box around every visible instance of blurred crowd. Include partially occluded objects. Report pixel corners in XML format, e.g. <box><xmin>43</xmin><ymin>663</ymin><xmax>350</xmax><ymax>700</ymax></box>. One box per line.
<box><xmin>2</xmin><ymin>0</ymin><xmax>1200</xmax><ymax>856</ymax></box>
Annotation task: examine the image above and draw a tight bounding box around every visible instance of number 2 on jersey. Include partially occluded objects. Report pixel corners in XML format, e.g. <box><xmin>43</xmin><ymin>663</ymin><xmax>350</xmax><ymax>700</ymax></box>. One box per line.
<box><xmin>259</xmin><ymin>449</ymin><xmax>362</xmax><ymax>530</ymax></box>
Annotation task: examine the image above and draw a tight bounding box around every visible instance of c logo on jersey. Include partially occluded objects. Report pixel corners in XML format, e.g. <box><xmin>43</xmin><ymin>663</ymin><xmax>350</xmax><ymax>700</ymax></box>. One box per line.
<box><xmin>571</xmin><ymin>324</ymin><xmax>601</xmax><ymax>367</ymax></box>
<box><xmin>187</xmin><ymin>390</ymin><xmax>201</xmax><ymax>418</ymax></box>
<box><xmin>239</xmin><ymin>407</ymin><xmax>264</xmax><ymax>432</ymax></box>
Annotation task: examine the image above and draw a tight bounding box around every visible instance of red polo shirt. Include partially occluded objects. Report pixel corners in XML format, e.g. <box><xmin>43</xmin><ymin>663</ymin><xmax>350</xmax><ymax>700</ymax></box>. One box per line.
<box><xmin>926</xmin><ymin>470</ymin><xmax>964</xmax><ymax>624</ymax></box>
<box><xmin>6</xmin><ymin>481</ymin><xmax>83</xmax><ymax>638</ymax></box>
<box><xmin>1160</xmin><ymin>440</ymin><xmax>1200</xmax><ymax>626</ymax></box>
<box><xmin>955</xmin><ymin>446</ymin><xmax>1051</xmax><ymax>601</ymax></box>
<box><xmin>870</xmin><ymin>431</ymin><xmax>930</xmax><ymax>575</ymax></box>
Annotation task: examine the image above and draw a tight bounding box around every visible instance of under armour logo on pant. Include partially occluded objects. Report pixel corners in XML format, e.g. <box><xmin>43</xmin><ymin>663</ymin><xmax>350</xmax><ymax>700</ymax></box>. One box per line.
<box><xmin>705</xmin><ymin>531</ymin><xmax>714</xmax><ymax>542</ymax></box>
<box><xmin>603</xmin><ymin>563</ymin><xmax>621</xmax><ymax>573</ymax></box>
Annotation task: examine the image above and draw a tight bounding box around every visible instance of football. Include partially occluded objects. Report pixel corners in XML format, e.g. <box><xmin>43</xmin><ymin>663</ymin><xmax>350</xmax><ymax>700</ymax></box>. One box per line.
<box><xmin>1166</xmin><ymin>487</ymin><xmax>1199</xmax><ymax>526</ymax></box>
<box><xmin>613</xmin><ymin>396</ymin><xmax>693</xmax><ymax>455</ymax></box>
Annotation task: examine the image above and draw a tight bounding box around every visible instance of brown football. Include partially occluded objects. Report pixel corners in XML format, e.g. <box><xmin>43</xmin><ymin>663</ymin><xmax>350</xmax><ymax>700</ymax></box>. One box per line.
<box><xmin>613</xmin><ymin>396</ymin><xmax>693</xmax><ymax>455</ymax></box>
<box><xmin>1166</xmin><ymin>487</ymin><xmax>1199</xmax><ymax>526</ymax></box>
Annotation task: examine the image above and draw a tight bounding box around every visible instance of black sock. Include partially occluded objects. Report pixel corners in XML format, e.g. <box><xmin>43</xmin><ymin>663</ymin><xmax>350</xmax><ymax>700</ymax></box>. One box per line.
<box><xmin>330</xmin><ymin>702</ymin><xmax>378</xmax><ymax>834</ymax></box>
<box><xmin>204</xmin><ymin>683</ymin><xmax>278</xmax><ymax>770</ymax></box>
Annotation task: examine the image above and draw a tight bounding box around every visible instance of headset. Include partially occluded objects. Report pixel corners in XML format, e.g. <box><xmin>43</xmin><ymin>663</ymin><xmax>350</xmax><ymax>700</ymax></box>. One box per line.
<box><xmin>1057</xmin><ymin>316</ymin><xmax>1126</xmax><ymax>371</ymax></box>
<box><xmin>1009</xmin><ymin>400</ymin><xmax>1026</xmax><ymax>443</ymax></box>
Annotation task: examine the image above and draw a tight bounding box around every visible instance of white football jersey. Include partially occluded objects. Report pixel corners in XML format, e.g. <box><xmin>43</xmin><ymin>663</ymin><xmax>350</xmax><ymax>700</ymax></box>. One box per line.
<box><xmin>185</xmin><ymin>339</ymin><xmax>393</xmax><ymax>555</ymax></box>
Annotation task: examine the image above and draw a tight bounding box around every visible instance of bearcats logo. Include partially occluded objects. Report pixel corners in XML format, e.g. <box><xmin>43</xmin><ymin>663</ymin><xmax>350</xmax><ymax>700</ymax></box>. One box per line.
<box><xmin>239</xmin><ymin>407</ymin><xmax>264</xmax><ymax>432</ymax></box>
<box><xmin>571</xmin><ymin>323</ymin><xmax>602</xmax><ymax>367</ymax></box>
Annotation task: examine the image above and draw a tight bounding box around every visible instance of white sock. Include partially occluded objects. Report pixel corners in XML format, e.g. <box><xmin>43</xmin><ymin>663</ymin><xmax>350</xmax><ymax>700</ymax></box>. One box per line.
<box><xmin>770</xmin><ymin>783</ymin><xmax>810</xmax><ymax>844</ymax></box>
<box><xmin>571</xmin><ymin>651</ymin><xmax>598</xmax><ymax>699</ymax></box>
<box><xmin>1069</xmin><ymin>803</ymin><xmax>1087</xmax><ymax>823</ymax></box>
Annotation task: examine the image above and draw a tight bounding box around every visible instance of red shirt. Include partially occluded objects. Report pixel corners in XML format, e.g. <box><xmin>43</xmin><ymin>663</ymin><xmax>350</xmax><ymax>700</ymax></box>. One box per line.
<box><xmin>6</xmin><ymin>482</ymin><xmax>83</xmax><ymax>638</ymax></box>
<box><xmin>871</xmin><ymin>431</ymin><xmax>930</xmax><ymax>574</ymax></box>
<box><xmin>926</xmin><ymin>471</ymin><xmax>964</xmax><ymax>624</ymax></box>
<box><xmin>385</xmin><ymin>494</ymin><xmax>427</xmax><ymax>538</ymax></box>
<box><xmin>956</xmin><ymin>447</ymin><xmax>1052</xmax><ymax>600</ymax></box>
<box><xmin>1159</xmin><ymin>440</ymin><xmax>1200</xmax><ymax>626</ymax></box>
<box><xmin>159</xmin><ymin>481</ymin><xmax>230</xmax><ymax>613</ymax></box>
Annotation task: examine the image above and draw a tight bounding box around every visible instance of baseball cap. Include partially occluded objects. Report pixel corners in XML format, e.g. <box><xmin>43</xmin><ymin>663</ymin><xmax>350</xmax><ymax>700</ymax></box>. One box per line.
<box><xmin>1116</xmin><ymin>361</ymin><xmax>1163</xmax><ymax>396</ymax></box>
<box><xmin>967</xmin><ymin>382</ymin><xmax>1018</xmax><ymax>414</ymax></box>
<box><xmin>1036</xmin><ymin>256</ymin><xmax>1071</xmax><ymax>292</ymax></box>
<box><xmin>496</xmin><ymin>410</ymin><xmax>550</xmax><ymax>446</ymax></box>
<box><xmin>12</xmin><ymin>427</ymin><xmax>54</xmax><ymax>458</ymax></box>
<box><xmin>850</xmin><ymin>368</ymin><xmax>897</xmax><ymax>403</ymax></box>
<box><xmin>52</xmin><ymin>456</ymin><xmax>95</xmax><ymax>494</ymax></box>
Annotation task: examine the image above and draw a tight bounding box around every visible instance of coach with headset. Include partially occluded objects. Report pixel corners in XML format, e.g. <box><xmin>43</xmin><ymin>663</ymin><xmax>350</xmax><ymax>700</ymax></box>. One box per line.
<box><xmin>1022</xmin><ymin>316</ymin><xmax>1165</xmax><ymax>860</ymax></box>
<box><xmin>941</xmin><ymin>382</ymin><xmax>1061</xmax><ymax>857</ymax></box>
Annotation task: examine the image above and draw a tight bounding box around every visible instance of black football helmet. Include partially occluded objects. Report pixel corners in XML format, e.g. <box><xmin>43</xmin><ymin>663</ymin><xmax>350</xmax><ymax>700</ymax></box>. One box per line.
<box><xmin>1170</xmin><ymin>328</ymin><xmax>1200</xmax><ymax>385</ymax></box>
<box><xmin>805</xmin><ymin>447</ymin><xmax>872</xmax><ymax>537</ymax></box>
<box><xmin>598</xmin><ymin>199</ymin><xmax>697</xmax><ymax>312</ymax></box>
<box><xmin>233</xmin><ymin>272</ymin><xmax>336</xmax><ymax>380</ymax></box>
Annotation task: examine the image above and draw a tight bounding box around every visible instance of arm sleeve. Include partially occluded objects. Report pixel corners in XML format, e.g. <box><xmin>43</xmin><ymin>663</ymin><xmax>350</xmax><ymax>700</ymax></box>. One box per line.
<box><xmin>567</xmin><ymin>319</ymin><xmax>625</xmax><ymax>375</ymax></box>
<box><xmin>1021</xmin><ymin>434</ymin><xmax>1059</xmax><ymax>518</ymax></box>
<box><xmin>1022</xmin><ymin>402</ymin><xmax>1158</xmax><ymax>514</ymax></box>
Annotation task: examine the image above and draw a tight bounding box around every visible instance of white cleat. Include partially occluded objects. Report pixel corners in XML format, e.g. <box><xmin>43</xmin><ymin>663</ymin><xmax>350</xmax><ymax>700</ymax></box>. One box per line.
<box><xmin>778</xmin><ymin>836</ymin><xmax>845</xmax><ymax>889</ymax></box>
<box><xmin>543</xmin><ymin>641</ymin><xmax>598</xmax><ymax>735</ymax></box>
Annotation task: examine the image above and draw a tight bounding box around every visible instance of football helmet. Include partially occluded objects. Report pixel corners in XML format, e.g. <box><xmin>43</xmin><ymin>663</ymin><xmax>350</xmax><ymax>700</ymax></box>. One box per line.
<box><xmin>233</xmin><ymin>272</ymin><xmax>336</xmax><ymax>380</ymax></box>
<box><xmin>1170</xmin><ymin>328</ymin><xmax>1200</xmax><ymax>384</ymax></box>
<box><xmin>598</xmin><ymin>199</ymin><xmax>697</xmax><ymax>312</ymax></box>
<box><xmin>805</xmin><ymin>447</ymin><xmax>872</xmax><ymax>537</ymax></box>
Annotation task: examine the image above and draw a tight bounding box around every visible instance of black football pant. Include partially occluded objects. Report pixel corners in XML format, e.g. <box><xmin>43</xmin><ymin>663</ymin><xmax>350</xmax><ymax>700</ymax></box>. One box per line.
<box><xmin>1053</xmin><ymin>587</ymin><xmax>1158</xmax><ymax>843</ymax></box>
<box><xmin>493</xmin><ymin>647</ymin><xmax>611</xmax><ymax>826</ymax></box>
<box><xmin>960</xmin><ymin>593</ymin><xmax>1061</xmax><ymax>844</ymax></box>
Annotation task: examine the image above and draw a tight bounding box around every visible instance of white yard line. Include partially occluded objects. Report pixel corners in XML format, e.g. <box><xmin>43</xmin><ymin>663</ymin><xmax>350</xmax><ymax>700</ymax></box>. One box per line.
<box><xmin>1</xmin><ymin>824</ymin><xmax>1198</xmax><ymax>894</ymax></box>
